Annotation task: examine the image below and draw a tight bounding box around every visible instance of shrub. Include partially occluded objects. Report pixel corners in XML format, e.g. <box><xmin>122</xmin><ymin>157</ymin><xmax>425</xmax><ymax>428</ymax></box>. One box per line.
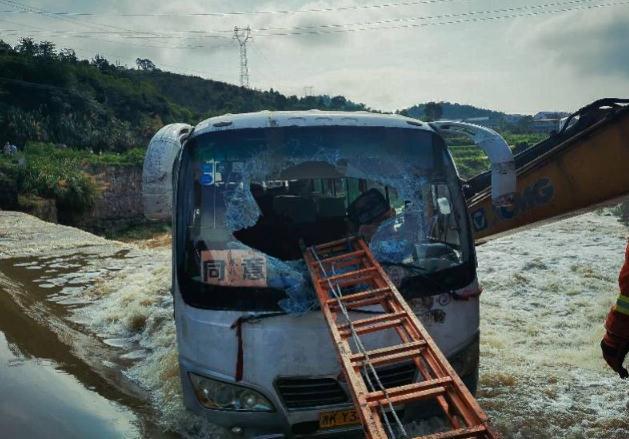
<box><xmin>19</xmin><ymin>142</ymin><xmax>97</xmax><ymax>212</ymax></box>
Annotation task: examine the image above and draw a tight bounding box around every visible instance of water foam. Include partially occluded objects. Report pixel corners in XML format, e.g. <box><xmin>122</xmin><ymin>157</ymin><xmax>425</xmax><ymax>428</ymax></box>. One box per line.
<box><xmin>2</xmin><ymin>210</ymin><xmax>628</xmax><ymax>437</ymax></box>
<box><xmin>83</xmin><ymin>212</ymin><xmax>626</xmax><ymax>437</ymax></box>
<box><xmin>60</xmin><ymin>214</ymin><xmax>629</xmax><ymax>438</ymax></box>
<box><xmin>71</xmin><ymin>249</ymin><xmax>229</xmax><ymax>438</ymax></box>
<box><xmin>477</xmin><ymin>212</ymin><xmax>629</xmax><ymax>437</ymax></box>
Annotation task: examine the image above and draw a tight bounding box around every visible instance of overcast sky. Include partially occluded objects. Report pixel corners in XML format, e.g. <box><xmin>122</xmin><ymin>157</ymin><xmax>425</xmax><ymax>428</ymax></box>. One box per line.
<box><xmin>1</xmin><ymin>0</ymin><xmax>628</xmax><ymax>114</ymax></box>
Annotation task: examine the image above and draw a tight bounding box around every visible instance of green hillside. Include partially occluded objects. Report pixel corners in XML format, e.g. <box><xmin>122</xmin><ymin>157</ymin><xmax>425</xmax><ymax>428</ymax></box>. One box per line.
<box><xmin>400</xmin><ymin>101</ymin><xmax>510</xmax><ymax>124</ymax></box>
<box><xmin>0</xmin><ymin>37</ymin><xmax>550</xmax><ymax>217</ymax></box>
<box><xmin>0</xmin><ymin>38</ymin><xmax>367</xmax><ymax>152</ymax></box>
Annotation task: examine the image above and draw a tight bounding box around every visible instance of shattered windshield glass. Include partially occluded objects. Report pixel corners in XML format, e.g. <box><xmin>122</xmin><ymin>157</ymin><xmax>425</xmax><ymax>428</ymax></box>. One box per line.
<box><xmin>176</xmin><ymin>125</ymin><xmax>471</xmax><ymax>313</ymax></box>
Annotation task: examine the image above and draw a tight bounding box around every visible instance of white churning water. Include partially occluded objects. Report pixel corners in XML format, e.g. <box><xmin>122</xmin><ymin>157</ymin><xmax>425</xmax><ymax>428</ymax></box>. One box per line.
<box><xmin>1</xmin><ymin>211</ymin><xmax>628</xmax><ymax>437</ymax></box>
<box><xmin>477</xmin><ymin>212</ymin><xmax>629</xmax><ymax>438</ymax></box>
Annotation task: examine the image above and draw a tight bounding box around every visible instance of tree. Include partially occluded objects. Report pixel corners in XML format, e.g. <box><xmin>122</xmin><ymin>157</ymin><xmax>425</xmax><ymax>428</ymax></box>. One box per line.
<box><xmin>35</xmin><ymin>41</ymin><xmax>56</xmax><ymax>59</ymax></box>
<box><xmin>136</xmin><ymin>58</ymin><xmax>157</xmax><ymax>71</ymax></box>
<box><xmin>423</xmin><ymin>101</ymin><xmax>443</xmax><ymax>121</ymax></box>
<box><xmin>0</xmin><ymin>39</ymin><xmax>13</xmax><ymax>54</ymax></box>
<box><xmin>91</xmin><ymin>54</ymin><xmax>112</xmax><ymax>71</ymax></box>
<box><xmin>15</xmin><ymin>37</ymin><xmax>36</xmax><ymax>56</ymax></box>
<box><xmin>58</xmin><ymin>48</ymin><xmax>77</xmax><ymax>63</ymax></box>
<box><xmin>330</xmin><ymin>95</ymin><xmax>347</xmax><ymax>109</ymax></box>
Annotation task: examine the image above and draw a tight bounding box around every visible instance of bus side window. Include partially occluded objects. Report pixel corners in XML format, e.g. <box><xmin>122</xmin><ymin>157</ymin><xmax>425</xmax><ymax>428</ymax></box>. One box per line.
<box><xmin>312</xmin><ymin>179</ymin><xmax>323</xmax><ymax>195</ymax></box>
<box><xmin>347</xmin><ymin>178</ymin><xmax>361</xmax><ymax>202</ymax></box>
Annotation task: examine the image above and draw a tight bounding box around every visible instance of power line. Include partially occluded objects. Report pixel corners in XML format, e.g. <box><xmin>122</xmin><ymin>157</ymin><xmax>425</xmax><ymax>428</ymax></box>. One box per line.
<box><xmin>1</xmin><ymin>1</ymin><xmax>626</xmax><ymax>47</ymax></box>
<box><xmin>0</xmin><ymin>0</ymin><xmax>468</xmax><ymax>17</ymax></box>
<box><xmin>0</xmin><ymin>22</ymin><xmax>233</xmax><ymax>50</ymax></box>
<box><xmin>254</xmin><ymin>0</ymin><xmax>629</xmax><ymax>36</ymax></box>
<box><xmin>0</xmin><ymin>2</ymin><xmax>231</xmax><ymax>49</ymax></box>
<box><xmin>0</xmin><ymin>0</ymin><xmax>602</xmax><ymax>39</ymax></box>
<box><xmin>1</xmin><ymin>30</ymin><xmax>234</xmax><ymax>49</ymax></box>
<box><xmin>0</xmin><ymin>0</ymin><xmax>160</xmax><ymax>37</ymax></box>
<box><xmin>0</xmin><ymin>28</ymin><xmax>231</xmax><ymax>38</ymax></box>
<box><xmin>0</xmin><ymin>0</ymin><xmax>231</xmax><ymax>40</ymax></box>
<box><xmin>250</xmin><ymin>0</ymin><xmax>600</xmax><ymax>32</ymax></box>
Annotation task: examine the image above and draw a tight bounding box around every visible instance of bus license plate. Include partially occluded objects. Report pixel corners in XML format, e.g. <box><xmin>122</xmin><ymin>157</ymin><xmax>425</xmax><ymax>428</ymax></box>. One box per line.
<box><xmin>319</xmin><ymin>408</ymin><xmax>360</xmax><ymax>429</ymax></box>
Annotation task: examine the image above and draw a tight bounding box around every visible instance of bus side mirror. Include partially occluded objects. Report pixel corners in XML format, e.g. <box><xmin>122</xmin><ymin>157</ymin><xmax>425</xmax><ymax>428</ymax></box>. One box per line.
<box><xmin>430</xmin><ymin>121</ymin><xmax>516</xmax><ymax>207</ymax></box>
<box><xmin>142</xmin><ymin>123</ymin><xmax>192</xmax><ymax>221</ymax></box>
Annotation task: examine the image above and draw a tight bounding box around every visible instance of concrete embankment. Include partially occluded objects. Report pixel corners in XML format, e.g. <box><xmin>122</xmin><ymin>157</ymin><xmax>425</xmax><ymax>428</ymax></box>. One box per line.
<box><xmin>1</xmin><ymin>163</ymin><xmax>148</xmax><ymax>234</ymax></box>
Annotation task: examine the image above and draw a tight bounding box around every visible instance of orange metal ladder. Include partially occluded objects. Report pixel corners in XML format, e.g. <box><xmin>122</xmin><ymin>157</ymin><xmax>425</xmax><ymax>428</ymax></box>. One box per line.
<box><xmin>303</xmin><ymin>236</ymin><xmax>497</xmax><ymax>439</ymax></box>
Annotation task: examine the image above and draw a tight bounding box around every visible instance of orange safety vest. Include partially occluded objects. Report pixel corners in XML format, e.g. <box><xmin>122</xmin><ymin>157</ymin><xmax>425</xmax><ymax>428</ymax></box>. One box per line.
<box><xmin>605</xmin><ymin>242</ymin><xmax>629</xmax><ymax>337</ymax></box>
<box><xmin>620</xmin><ymin>243</ymin><xmax>629</xmax><ymax>297</ymax></box>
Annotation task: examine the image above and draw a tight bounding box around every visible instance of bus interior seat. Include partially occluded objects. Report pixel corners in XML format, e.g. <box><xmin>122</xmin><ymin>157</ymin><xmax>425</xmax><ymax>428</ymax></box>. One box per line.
<box><xmin>347</xmin><ymin>188</ymin><xmax>390</xmax><ymax>225</ymax></box>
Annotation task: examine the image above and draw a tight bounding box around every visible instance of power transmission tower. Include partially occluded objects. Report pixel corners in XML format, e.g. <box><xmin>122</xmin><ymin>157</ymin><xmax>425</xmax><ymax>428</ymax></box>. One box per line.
<box><xmin>233</xmin><ymin>26</ymin><xmax>252</xmax><ymax>88</ymax></box>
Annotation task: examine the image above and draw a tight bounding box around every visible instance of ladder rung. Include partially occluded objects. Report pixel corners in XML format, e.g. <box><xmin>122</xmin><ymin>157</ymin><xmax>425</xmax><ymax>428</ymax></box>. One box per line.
<box><xmin>338</xmin><ymin>319</ymin><xmax>406</xmax><ymax>338</ymax></box>
<box><xmin>338</xmin><ymin>311</ymin><xmax>406</xmax><ymax>333</ymax></box>
<box><xmin>326</xmin><ymin>274</ymin><xmax>378</xmax><ymax>290</ymax></box>
<box><xmin>317</xmin><ymin>250</ymin><xmax>366</xmax><ymax>266</ymax></box>
<box><xmin>350</xmin><ymin>340</ymin><xmax>427</xmax><ymax>367</ymax></box>
<box><xmin>335</xmin><ymin>294</ymin><xmax>389</xmax><ymax>311</ymax></box>
<box><xmin>367</xmin><ymin>377</ymin><xmax>452</xmax><ymax>407</ymax></box>
<box><xmin>366</xmin><ymin>377</ymin><xmax>452</xmax><ymax>403</ymax></box>
<box><xmin>414</xmin><ymin>425</ymin><xmax>487</xmax><ymax>439</ymax></box>
<box><xmin>312</xmin><ymin>236</ymin><xmax>356</xmax><ymax>251</ymax></box>
<box><xmin>327</xmin><ymin>287</ymin><xmax>390</xmax><ymax>309</ymax></box>
<box><xmin>338</xmin><ymin>316</ymin><xmax>405</xmax><ymax>338</ymax></box>
<box><xmin>321</xmin><ymin>266</ymin><xmax>377</xmax><ymax>284</ymax></box>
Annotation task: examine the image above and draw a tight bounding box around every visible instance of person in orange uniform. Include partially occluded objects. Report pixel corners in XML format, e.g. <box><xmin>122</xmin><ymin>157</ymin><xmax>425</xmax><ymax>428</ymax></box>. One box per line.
<box><xmin>601</xmin><ymin>241</ymin><xmax>629</xmax><ymax>378</ymax></box>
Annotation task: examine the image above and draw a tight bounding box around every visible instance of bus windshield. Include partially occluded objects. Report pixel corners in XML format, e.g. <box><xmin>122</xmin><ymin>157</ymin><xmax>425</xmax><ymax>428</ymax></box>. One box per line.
<box><xmin>176</xmin><ymin>126</ymin><xmax>473</xmax><ymax>312</ymax></box>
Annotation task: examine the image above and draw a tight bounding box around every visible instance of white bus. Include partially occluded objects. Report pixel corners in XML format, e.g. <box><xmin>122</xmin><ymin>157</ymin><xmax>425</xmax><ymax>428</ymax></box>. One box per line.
<box><xmin>142</xmin><ymin>111</ymin><xmax>513</xmax><ymax>438</ymax></box>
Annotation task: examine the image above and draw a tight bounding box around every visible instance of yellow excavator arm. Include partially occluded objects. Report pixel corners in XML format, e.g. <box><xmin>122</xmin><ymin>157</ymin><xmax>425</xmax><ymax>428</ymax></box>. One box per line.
<box><xmin>464</xmin><ymin>98</ymin><xmax>629</xmax><ymax>242</ymax></box>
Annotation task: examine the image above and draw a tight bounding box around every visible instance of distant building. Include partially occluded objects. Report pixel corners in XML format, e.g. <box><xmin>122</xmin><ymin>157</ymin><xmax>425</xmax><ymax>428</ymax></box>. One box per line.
<box><xmin>533</xmin><ymin>111</ymin><xmax>570</xmax><ymax>120</ymax></box>
<box><xmin>531</xmin><ymin>111</ymin><xmax>570</xmax><ymax>133</ymax></box>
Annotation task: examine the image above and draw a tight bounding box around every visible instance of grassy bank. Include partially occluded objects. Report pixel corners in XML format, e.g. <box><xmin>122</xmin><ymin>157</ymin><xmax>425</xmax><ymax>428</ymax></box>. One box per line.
<box><xmin>0</xmin><ymin>141</ymin><xmax>145</xmax><ymax>213</ymax></box>
<box><xmin>21</xmin><ymin>141</ymin><xmax>145</xmax><ymax>167</ymax></box>
<box><xmin>104</xmin><ymin>221</ymin><xmax>171</xmax><ymax>247</ymax></box>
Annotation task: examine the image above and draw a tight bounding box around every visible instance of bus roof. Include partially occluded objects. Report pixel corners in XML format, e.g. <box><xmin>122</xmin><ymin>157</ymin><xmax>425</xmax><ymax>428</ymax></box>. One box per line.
<box><xmin>192</xmin><ymin>110</ymin><xmax>434</xmax><ymax>137</ymax></box>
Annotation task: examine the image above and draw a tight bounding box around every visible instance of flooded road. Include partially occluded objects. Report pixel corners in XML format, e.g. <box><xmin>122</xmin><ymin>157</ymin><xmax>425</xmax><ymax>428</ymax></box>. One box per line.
<box><xmin>0</xmin><ymin>270</ymin><xmax>140</xmax><ymax>438</ymax></box>
<box><xmin>0</xmin><ymin>210</ymin><xmax>628</xmax><ymax>438</ymax></box>
<box><xmin>0</xmin><ymin>212</ymin><xmax>209</xmax><ymax>438</ymax></box>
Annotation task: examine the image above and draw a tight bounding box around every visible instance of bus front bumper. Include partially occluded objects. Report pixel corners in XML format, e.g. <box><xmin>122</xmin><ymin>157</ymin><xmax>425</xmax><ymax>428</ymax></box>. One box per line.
<box><xmin>178</xmin><ymin>333</ymin><xmax>479</xmax><ymax>439</ymax></box>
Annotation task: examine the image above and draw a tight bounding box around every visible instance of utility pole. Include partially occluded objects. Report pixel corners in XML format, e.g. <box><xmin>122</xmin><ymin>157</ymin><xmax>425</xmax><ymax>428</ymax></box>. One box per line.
<box><xmin>233</xmin><ymin>26</ymin><xmax>252</xmax><ymax>88</ymax></box>
<box><xmin>303</xmin><ymin>86</ymin><xmax>314</xmax><ymax>97</ymax></box>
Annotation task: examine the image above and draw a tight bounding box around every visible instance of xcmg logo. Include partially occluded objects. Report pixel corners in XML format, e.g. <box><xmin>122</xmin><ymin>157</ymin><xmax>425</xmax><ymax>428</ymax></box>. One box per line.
<box><xmin>471</xmin><ymin>177</ymin><xmax>555</xmax><ymax>231</ymax></box>
<box><xmin>499</xmin><ymin>177</ymin><xmax>555</xmax><ymax>219</ymax></box>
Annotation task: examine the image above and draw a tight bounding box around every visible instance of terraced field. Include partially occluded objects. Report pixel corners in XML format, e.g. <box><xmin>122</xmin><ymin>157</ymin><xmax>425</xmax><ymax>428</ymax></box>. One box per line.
<box><xmin>449</xmin><ymin>132</ymin><xmax>548</xmax><ymax>179</ymax></box>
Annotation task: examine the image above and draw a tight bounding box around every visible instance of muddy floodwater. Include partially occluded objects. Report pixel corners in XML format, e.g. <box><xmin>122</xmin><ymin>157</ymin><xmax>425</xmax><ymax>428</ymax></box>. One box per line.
<box><xmin>0</xmin><ymin>261</ymin><xmax>142</xmax><ymax>438</ymax></box>
<box><xmin>0</xmin><ymin>210</ymin><xmax>628</xmax><ymax>438</ymax></box>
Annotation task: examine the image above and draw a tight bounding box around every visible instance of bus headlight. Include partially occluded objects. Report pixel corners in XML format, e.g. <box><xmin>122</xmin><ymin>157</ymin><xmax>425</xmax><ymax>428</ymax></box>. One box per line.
<box><xmin>189</xmin><ymin>373</ymin><xmax>274</xmax><ymax>412</ymax></box>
